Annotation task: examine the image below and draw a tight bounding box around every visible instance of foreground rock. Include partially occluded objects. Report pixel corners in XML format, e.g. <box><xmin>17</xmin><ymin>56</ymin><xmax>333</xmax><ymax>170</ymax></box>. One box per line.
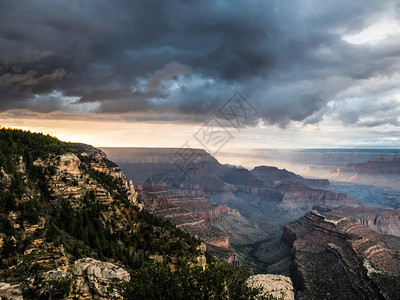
<box><xmin>73</xmin><ymin>258</ymin><xmax>130</xmax><ymax>299</ymax></box>
<box><xmin>283</xmin><ymin>210</ymin><xmax>400</xmax><ymax>299</ymax></box>
<box><xmin>0</xmin><ymin>282</ymin><xmax>22</xmax><ymax>300</ymax></box>
<box><xmin>247</xmin><ymin>274</ymin><xmax>294</xmax><ymax>300</ymax></box>
<box><xmin>20</xmin><ymin>258</ymin><xmax>130</xmax><ymax>299</ymax></box>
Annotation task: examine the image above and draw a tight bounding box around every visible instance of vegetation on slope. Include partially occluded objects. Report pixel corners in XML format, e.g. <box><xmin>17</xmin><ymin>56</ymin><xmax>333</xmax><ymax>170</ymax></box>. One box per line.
<box><xmin>121</xmin><ymin>260</ymin><xmax>277</xmax><ymax>300</ymax></box>
<box><xmin>0</xmin><ymin>128</ymin><xmax>272</xmax><ymax>299</ymax></box>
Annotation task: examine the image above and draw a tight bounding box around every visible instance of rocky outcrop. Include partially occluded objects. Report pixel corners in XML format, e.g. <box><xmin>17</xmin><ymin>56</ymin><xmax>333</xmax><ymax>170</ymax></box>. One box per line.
<box><xmin>71</xmin><ymin>143</ymin><xmax>108</xmax><ymax>162</ymax></box>
<box><xmin>23</xmin><ymin>241</ymin><xmax>69</xmax><ymax>273</ymax></box>
<box><xmin>33</xmin><ymin>146</ymin><xmax>140</xmax><ymax>210</ymax></box>
<box><xmin>301</xmin><ymin>178</ymin><xmax>331</xmax><ymax>190</ymax></box>
<box><xmin>58</xmin><ymin>153</ymin><xmax>81</xmax><ymax>175</ymax></box>
<box><xmin>73</xmin><ymin>258</ymin><xmax>130</xmax><ymax>299</ymax></box>
<box><xmin>196</xmin><ymin>243</ymin><xmax>207</xmax><ymax>270</ymax></box>
<box><xmin>20</xmin><ymin>258</ymin><xmax>130</xmax><ymax>300</ymax></box>
<box><xmin>0</xmin><ymin>131</ymin><xmax>223</xmax><ymax>299</ymax></box>
<box><xmin>227</xmin><ymin>253</ymin><xmax>240</xmax><ymax>267</ymax></box>
<box><xmin>251</xmin><ymin>166</ymin><xmax>301</xmax><ymax>186</ymax></box>
<box><xmin>315</xmin><ymin>205</ymin><xmax>400</xmax><ymax>237</ymax></box>
<box><xmin>342</xmin><ymin>156</ymin><xmax>400</xmax><ymax>175</ymax></box>
<box><xmin>247</xmin><ymin>274</ymin><xmax>294</xmax><ymax>300</ymax></box>
<box><xmin>279</xmin><ymin>184</ymin><xmax>356</xmax><ymax>210</ymax></box>
<box><xmin>0</xmin><ymin>168</ymin><xmax>12</xmax><ymax>188</ymax></box>
<box><xmin>251</xmin><ymin>166</ymin><xmax>331</xmax><ymax>190</ymax></box>
<box><xmin>192</xmin><ymin>205</ymin><xmax>239</xmax><ymax>223</ymax></box>
<box><xmin>149</xmin><ymin>243</ymin><xmax>207</xmax><ymax>272</ymax></box>
<box><xmin>0</xmin><ymin>282</ymin><xmax>22</xmax><ymax>300</ymax></box>
<box><xmin>209</xmin><ymin>236</ymin><xmax>230</xmax><ymax>250</ymax></box>
<box><xmin>303</xmin><ymin>156</ymin><xmax>400</xmax><ymax>189</ymax></box>
<box><xmin>0</xmin><ymin>146</ymin><xmax>144</xmax><ymax>285</ymax></box>
<box><xmin>283</xmin><ymin>210</ymin><xmax>400</xmax><ymax>299</ymax></box>
<box><xmin>221</xmin><ymin>168</ymin><xmax>266</xmax><ymax>187</ymax></box>
<box><xmin>141</xmin><ymin>184</ymin><xmax>231</xmax><ymax>246</ymax></box>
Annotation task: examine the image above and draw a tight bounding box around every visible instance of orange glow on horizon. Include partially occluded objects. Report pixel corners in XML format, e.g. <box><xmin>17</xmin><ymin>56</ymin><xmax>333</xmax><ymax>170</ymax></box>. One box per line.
<box><xmin>0</xmin><ymin>117</ymin><xmax>197</xmax><ymax>148</ymax></box>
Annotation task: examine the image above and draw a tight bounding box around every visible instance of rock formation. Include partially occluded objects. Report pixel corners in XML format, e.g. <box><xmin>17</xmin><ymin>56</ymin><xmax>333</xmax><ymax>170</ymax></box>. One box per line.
<box><xmin>314</xmin><ymin>205</ymin><xmax>400</xmax><ymax>237</ymax></box>
<box><xmin>33</xmin><ymin>149</ymin><xmax>139</xmax><ymax>209</ymax></box>
<box><xmin>0</xmin><ymin>131</ymin><xmax>205</xmax><ymax>298</ymax></box>
<box><xmin>247</xmin><ymin>274</ymin><xmax>294</xmax><ymax>300</ymax></box>
<box><xmin>0</xmin><ymin>282</ymin><xmax>22</xmax><ymax>300</ymax></box>
<box><xmin>251</xmin><ymin>165</ymin><xmax>331</xmax><ymax>190</ymax></box>
<box><xmin>0</xmin><ymin>257</ymin><xmax>130</xmax><ymax>300</ymax></box>
<box><xmin>209</xmin><ymin>236</ymin><xmax>230</xmax><ymax>250</ymax></box>
<box><xmin>228</xmin><ymin>253</ymin><xmax>240</xmax><ymax>267</ymax></box>
<box><xmin>140</xmin><ymin>183</ymin><xmax>232</xmax><ymax>247</ymax></box>
<box><xmin>283</xmin><ymin>210</ymin><xmax>400</xmax><ymax>299</ymax></box>
<box><xmin>72</xmin><ymin>258</ymin><xmax>130</xmax><ymax>299</ymax></box>
<box><xmin>101</xmin><ymin>147</ymin><xmax>359</xmax><ymax>274</ymax></box>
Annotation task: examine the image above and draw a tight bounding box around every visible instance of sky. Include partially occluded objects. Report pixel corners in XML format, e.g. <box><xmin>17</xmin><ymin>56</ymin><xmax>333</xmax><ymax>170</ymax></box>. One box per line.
<box><xmin>1</xmin><ymin>0</ymin><xmax>400</xmax><ymax>150</ymax></box>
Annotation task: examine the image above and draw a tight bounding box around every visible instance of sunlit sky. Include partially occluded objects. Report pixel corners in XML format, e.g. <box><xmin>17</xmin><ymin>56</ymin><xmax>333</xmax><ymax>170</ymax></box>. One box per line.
<box><xmin>1</xmin><ymin>1</ymin><xmax>400</xmax><ymax>150</ymax></box>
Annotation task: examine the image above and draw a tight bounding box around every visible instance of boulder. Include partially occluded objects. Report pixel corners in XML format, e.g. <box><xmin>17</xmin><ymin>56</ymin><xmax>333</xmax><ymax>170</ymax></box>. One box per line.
<box><xmin>247</xmin><ymin>274</ymin><xmax>294</xmax><ymax>300</ymax></box>
<box><xmin>73</xmin><ymin>258</ymin><xmax>130</xmax><ymax>299</ymax></box>
<box><xmin>0</xmin><ymin>282</ymin><xmax>22</xmax><ymax>300</ymax></box>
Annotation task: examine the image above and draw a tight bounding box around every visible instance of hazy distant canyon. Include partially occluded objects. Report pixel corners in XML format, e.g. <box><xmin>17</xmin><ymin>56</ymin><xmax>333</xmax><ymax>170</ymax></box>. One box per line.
<box><xmin>102</xmin><ymin>147</ymin><xmax>400</xmax><ymax>276</ymax></box>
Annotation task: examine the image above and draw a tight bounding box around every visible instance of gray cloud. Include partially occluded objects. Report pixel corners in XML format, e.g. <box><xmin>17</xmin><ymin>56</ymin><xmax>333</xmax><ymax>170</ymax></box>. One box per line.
<box><xmin>147</xmin><ymin>62</ymin><xmax>191</xmax><ymax>92</ymax></box>
<box><xmin>0</xmin><ymin>0</ymin><xmax>400</xmax><ymax>128</ymax></box>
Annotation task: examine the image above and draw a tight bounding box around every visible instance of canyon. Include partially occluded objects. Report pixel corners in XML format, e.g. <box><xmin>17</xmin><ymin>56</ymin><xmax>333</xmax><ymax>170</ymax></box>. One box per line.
<box><xmin>102</xmin><ymin>146</ymin><xmax>400</xmax><ymax>297</ymax></box>
<box><xmin>102</xmin><ymin>147</ymin><xmax>361</xmax><ymax>273</ymax></box>
<box><xmin>1</xmin><ymin>130</ymin><xmax>399</xmax><ymax>298</ymax></box>
<box><xmin>283</xmin><ymin>210</ymin><xmax>400</xmax><ymax>299</ymax></box>
<box><xmin>314</xmin><ymin>204</ymin><xmax>400</xmax><ymax>237</ymax></box>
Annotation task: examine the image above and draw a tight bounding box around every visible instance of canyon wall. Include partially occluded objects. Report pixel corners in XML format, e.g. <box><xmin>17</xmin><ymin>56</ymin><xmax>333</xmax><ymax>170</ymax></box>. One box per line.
<box><xmin>283</xmin><ymin>210</ymin><xmax>400</xmax><ymax>299</ymax></box>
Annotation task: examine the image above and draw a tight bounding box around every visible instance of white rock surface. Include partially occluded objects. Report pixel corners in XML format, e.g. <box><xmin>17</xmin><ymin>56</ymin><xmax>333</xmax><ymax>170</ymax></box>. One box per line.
<box><xmin>247</xmin><ymin>274</ymin><xmax>294</xmax><ymax>300</ymax></box>
<box><xmin>73</xmin><ymin>258</ymin><xmax>130</xmax><ymax>299</ymax></box>
<box><xmin>0</xmin><ymin>282</ymin><xmax>22</xmax><ymax>300</ymax></box>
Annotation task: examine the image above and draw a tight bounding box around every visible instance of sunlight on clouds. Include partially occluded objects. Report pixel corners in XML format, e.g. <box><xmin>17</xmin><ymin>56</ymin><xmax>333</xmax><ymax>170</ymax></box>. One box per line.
<box><xmin>342</xmin><ymin>20</ymin><xmax>400</xmax><ymax>45</ymax></box>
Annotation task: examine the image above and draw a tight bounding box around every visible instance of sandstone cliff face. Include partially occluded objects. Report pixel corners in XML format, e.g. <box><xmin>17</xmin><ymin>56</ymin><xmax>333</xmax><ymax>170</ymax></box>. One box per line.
<box><xmin>209</xmin><ymin>236</ymin><xmax>230</xmax><ymax>250</ymax></box>
<box><xmin>192</xmin><ymin>205</ymin><xmax>239</xmax><ymax>223</ymax></box>
<box><xmin>140</xmin><ymin>184</ymin><xmax>230</xmax><ymax>246</ymax></box>
<box><xmin>283</xmin><ymin>210</ymin><xmax>400</xmax><ymax>299</ymax></box>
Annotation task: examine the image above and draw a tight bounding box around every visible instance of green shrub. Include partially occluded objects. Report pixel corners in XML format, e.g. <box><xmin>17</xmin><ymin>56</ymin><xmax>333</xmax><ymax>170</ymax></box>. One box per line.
<box><xmin>121</xmin><ymin>261</ymin><xmax>272</xmax><ymax>300</ymax></box>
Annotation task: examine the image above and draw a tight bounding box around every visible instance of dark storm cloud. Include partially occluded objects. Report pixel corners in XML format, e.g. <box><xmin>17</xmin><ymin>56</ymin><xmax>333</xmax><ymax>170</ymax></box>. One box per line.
<box><xmin>1</xmin><ymin>0</ymin><xmax>400</xmax><ymax>127</ymax></box>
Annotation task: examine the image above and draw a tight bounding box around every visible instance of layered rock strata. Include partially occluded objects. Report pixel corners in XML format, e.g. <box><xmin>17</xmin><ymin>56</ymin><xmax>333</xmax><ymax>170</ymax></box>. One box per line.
<box><xmin>283</xmin><ymin>210</ymin><xmax>400</xmax><ymax>299</ymax></box>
